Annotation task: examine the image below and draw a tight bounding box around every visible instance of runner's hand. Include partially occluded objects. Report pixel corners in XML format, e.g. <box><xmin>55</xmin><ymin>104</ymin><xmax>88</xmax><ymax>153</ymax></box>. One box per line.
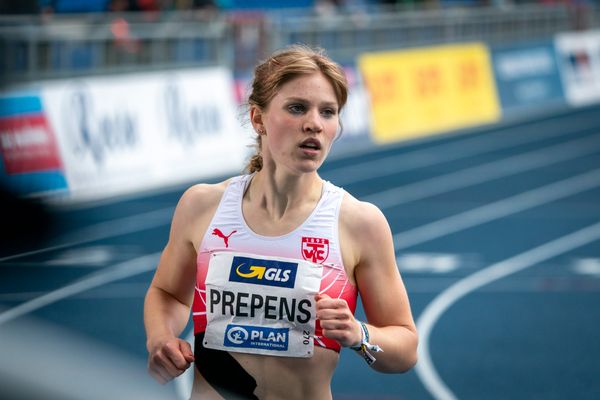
<box><xmin>147</xmin><ymin>337</ymin><xmax>195</xmax><ymax>384</ymax></box>
<box><xmin>315</xmin><ymin>293</ymin><xmax>362</xmax><ymax>348</ymax></box>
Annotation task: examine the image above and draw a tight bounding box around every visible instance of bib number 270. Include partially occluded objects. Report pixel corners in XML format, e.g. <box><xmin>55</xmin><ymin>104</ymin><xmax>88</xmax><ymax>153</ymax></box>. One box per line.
<box><xmin>303</xmin><ymin>330</ymin><xmax>311</xmax><ymax>345</ymax></box>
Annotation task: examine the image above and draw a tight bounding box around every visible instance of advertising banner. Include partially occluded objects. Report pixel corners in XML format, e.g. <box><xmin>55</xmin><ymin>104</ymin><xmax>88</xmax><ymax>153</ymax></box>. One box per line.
<box><xmin>491</xmin><ymin>40</ymin><xmax>566</xmax><ymax>115</ymax></box>
<box><xmin>0</xmin><ymin>91</ymin><xmax>68</xmax><ymax>195</ymax></box>
<box><xmin>359</xmin><ymin>43</ymin><xmax>501</xmax><ymax>144</ymax></box>
<box><xmin>40</xmin><ymin>67</ymin><xmax>250</xmax><ymax>202</ymax></box>
<box><xmin>555</xmin><ymin>30</ymin><xmax>600</xmax><ymax>106</ymax></box>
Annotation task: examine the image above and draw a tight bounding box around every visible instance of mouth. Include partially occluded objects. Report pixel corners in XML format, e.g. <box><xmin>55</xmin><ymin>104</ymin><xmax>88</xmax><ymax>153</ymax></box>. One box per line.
<box><xmin>299</xmin><ymin>138</ymin><xmax>322</xmax><ymax>152</ymax></box>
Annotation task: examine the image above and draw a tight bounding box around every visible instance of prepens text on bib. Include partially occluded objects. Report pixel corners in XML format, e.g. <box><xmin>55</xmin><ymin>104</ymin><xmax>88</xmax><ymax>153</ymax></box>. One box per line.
<box><xmin>203</xmin><ymin>251</ymin><xmax>322</xmax><ymax>357</ymax></box>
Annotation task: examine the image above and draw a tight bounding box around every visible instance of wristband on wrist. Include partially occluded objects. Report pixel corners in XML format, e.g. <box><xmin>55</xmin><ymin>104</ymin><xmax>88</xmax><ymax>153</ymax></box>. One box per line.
<box><xmin>349</xmin><ymin>320</ymin><xmax>383</xmax><ymax>366</ymax></box>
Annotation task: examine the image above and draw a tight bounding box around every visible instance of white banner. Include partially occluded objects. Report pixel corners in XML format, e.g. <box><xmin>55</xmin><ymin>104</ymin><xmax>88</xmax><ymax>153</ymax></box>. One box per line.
<box><xmin>41</xmin><ymin>67</ymin><xmax>251</xmax><ymax>202</ymax></box>
<box><xmin>555</xmin><ymin>30</ymin><xmax>600</xmax><ymax>106</ymax></box>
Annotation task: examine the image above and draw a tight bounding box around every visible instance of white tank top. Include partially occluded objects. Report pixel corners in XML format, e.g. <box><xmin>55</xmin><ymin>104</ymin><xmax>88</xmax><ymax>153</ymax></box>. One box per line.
<box><xmin>192</xmin><ymin>174</ymin><xmax>358</xmax><ymax>352</ymax></box>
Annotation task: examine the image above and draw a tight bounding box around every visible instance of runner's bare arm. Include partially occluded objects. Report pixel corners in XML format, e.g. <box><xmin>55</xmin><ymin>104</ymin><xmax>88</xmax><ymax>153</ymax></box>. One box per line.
<box><xmin>341</xmin><ymin>198</ymin><xmax>418</xmax><ymax>373</ymax></box>
<box><xmin>144</xmin><ymin>184</ymin><xmax>223</xmax><ymax>383</ymax></box>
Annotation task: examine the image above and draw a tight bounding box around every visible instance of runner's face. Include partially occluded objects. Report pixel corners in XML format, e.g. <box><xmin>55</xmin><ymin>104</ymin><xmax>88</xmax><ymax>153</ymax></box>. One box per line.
<box><xmin>259</xmin><ymin>72</ymin><xmax>340</xmax><ymax>174</ymax></box>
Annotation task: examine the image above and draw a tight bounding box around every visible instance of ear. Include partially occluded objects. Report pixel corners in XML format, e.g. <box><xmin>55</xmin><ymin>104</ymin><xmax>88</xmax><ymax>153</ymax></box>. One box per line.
<box><xmin>250</xmin><ymin>105</ymin><xmax>265</xmax><ymax>134</ymax></box>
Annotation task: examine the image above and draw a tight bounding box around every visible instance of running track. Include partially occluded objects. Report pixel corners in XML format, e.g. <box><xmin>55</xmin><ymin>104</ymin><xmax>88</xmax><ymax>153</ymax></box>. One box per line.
<box><xmin>1</xmin><ymin>104</ymin><xmax>599</xmax><ymax>399</ymax></box>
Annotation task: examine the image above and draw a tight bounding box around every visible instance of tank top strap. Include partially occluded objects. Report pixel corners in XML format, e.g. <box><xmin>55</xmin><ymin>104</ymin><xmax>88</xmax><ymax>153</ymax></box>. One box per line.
<box><xmin>212</xmin><ymin>174</ymin><xmax>252</xmax><ymax>218</ymax></box>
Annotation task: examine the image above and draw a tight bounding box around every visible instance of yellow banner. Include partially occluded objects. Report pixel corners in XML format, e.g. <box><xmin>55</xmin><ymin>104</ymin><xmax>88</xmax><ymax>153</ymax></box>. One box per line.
<box><xmin>359</xmin><ymin>43</ymin><xmax>501</xmax><ymax>143</ymax></box>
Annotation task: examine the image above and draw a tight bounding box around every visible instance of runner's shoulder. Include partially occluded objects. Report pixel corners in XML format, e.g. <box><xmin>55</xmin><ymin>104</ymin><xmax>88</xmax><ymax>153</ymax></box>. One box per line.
<box><xmin>340</xmin><ymin>192</ymin><xmax>391</xmax><ymax>244</ymax></box>
<box><xmin>340</xmin><ymin>191</ymin><xmax>387</xmax><ymax>225</ymax></box>
<box><xmin>176</xmin><ymin>179</ymin><xmax>232</xmax><ymax>219</ymax></box>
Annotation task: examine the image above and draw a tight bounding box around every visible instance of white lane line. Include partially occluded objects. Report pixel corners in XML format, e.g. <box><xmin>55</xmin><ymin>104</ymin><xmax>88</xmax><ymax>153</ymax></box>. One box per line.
<box><xmin>364</xmin><ymin>132</ymin><xmax>600</xmax><ymax>208</ymax></box>
<box><xmin>393</xmin><ymin>168</ymin><xmax>600</xmax><ymax>250</ymax></box>
<box><xmin>57</xmin><ymin>208</ymin><xmax>173</xmax><ymax>244</ymax></box>
<box><xmin>325</xmin><ymin>112</ymin><xmax>599</xmax><ymax>186</ymax></box>
<box><xmin>0</xmin><ymin>207</ymin><xmax>173</xmax><ymax>263</ymax></box>
<box><xmin>415</xmin><ymin>220</ymin><xmax>600</xmax><ymax>400</ymax></box>
<box><xmin>0</xmin><ymin>253</ymin><xmax>160</xmax><ymax>326</ymax></box>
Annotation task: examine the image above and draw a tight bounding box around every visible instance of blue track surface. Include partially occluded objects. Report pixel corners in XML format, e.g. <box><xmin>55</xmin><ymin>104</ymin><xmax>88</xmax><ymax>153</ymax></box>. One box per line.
<box><xmin>1</xmin><ymin>104</ymin><xmax>599</xmax><ymax>399</ymax></box>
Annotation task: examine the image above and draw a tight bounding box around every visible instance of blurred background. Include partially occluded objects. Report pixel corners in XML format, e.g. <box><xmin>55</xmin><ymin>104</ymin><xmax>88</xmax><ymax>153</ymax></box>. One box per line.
<box><xmin>1</xmin><ymin>0</ymin><xmax>600</xmax><ymax>399</ymax></box>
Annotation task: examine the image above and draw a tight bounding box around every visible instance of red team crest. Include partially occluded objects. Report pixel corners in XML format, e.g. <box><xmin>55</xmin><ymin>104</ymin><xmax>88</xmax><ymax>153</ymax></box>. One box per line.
<box><xmin>301</xmin><ymin>237</ymin><xmax>329</xmax><ymax>264</ymax></box>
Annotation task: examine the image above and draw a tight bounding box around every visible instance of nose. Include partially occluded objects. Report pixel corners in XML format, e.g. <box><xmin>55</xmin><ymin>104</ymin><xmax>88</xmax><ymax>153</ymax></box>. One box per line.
<box><xmin>303</xmin><ymin>109</ymin><xmax>323</xmax><ymax>134</ymax></box>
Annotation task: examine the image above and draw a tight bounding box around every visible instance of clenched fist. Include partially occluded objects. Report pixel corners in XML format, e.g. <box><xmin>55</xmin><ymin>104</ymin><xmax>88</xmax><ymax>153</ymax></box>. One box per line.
<box><xmin>315</xmin><ymin>293</ymin><xmax>362</xmax><ymax>348</ymax></box>
<box><xmin>147</xmin><ymin>336</ymin><xmax>195</xmax><ymax>384</ymax></box>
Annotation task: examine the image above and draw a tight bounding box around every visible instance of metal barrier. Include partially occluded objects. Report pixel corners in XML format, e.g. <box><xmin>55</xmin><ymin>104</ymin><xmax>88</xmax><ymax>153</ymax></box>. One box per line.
<box><xmin>270</xmin><ymin>4</ymin><xmax>574</xmax><ymax>64</ymax></box>
<box><xmin>0</xmin><ymin>11</ymin><xmax>234</xmax><ymax>84</ymax></box>
<box><xmin>0</xmin><ymin>3</ymin><xmax>594</xmax><ymax>86</ymax></box>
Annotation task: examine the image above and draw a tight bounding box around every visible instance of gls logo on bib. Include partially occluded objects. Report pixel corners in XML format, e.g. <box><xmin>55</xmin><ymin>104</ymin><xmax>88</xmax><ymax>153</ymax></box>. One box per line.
<box><xmin>229</xmin><ymin>256</ymin><xmax>298</xmax><ymax>288</ymax></box>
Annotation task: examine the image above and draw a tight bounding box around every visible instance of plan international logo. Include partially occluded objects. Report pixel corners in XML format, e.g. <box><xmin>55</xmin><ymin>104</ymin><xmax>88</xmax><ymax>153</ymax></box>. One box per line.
<box><xmin>229</xmin><ymin>256</ymin><xmax>298</xmax><ymax>288</ymax></box>
<box><xmin>224</xmin><ymin>324</ymin><xmax>289</xmax><ymax>351</ymax></box>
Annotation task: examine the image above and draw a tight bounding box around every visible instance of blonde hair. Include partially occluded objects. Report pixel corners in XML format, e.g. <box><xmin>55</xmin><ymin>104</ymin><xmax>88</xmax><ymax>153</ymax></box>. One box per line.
<box><xmin>245</xmin><ymin>45</ymin><xmax>349</xmax><ymax>173</ymax></box>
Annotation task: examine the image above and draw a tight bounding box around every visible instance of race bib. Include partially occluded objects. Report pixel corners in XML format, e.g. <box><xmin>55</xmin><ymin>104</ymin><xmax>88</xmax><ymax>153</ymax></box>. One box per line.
<box><xmin>203</xmin><ymin>251</ymin><xmax>323</xmax><ymax>358</ymax></box>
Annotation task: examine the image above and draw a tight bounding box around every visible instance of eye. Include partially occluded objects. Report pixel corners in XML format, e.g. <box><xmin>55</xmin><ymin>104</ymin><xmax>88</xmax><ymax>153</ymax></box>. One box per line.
<box><xmin>288</xmin><ymin>104</ymin><xmax>305</xmax><ymax>114</ymax></box>
<box><xmin>320</xmin><ymin>108</ymin><xmax>338</xmax><ymax>118</ymax></box>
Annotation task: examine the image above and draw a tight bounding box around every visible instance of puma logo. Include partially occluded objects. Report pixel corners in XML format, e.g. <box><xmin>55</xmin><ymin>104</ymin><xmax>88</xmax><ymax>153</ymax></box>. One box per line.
<box><xmin>212</xmin><ymin>228</ymin><xmax>237</xmax><ymax>248</ymax></box>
